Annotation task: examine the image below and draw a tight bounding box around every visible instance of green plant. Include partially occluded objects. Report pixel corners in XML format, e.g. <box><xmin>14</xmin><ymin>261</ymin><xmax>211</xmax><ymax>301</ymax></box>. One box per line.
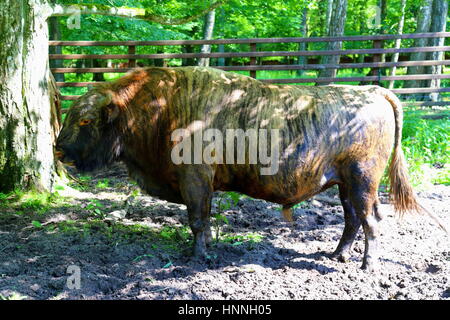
<box><xmin>133</xmin><ymin>253</ymin><xmax>155</xmax><ymax>262</ymax></box>
<box><xmin>31</xmin><ymin>220</ymin><xmax>43</xmax><ymax>228</ymax></box>
<box><xmin>222</xmin><ymin>232</ymin><xmax>264</xmax><ymax>248</ymax></box>
<box><xmin>78</xmin><ymin>175</ymin><xmax>92</xmax><ymax>183</ymax></box>
<box><xmin>85</xmin><ymin>199</ymin><xmax>105</xmax><ymax>217</ymax></box>
<box><xmin>211</xmin><ymin>192</ymin><xmax>241</xmax><ymax>242</ymax></box>
<box><xmin>96</xmin><ymin>178</ymin><xmax>110</xmax><ymax>189</ymax></box>
<box><xmin>0</xmin><ymin>292</ymin><xmax>27</xmax><ymax>300</ymax></box>
<box><xmin>159</xmin><ymin>225</ymin><xmax>191</xmax><ymax>242</ymax></box>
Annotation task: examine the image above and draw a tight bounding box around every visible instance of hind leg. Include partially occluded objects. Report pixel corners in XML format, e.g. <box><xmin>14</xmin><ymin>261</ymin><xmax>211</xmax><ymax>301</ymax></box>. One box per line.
<box><xmin>331</xmin><ymin>184</ymin><xmax>361</xmax><ymax>262</ymax></box>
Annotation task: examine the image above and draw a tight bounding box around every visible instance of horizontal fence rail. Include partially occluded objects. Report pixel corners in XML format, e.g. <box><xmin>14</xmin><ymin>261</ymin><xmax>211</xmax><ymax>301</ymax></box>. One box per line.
<box><xmin>49</xmin><ymin>32</ymin><xmax>450</xmax><ymax>107</ymax></box>
<box><xmin>49</xmin><ymin>46</ymin><xmax>450</xmax><ymax>60</ymax></box>
<box><xmin>49</xmin><ymin>32</ymin><xmax>450</xmax><ymax>46</ymax></box>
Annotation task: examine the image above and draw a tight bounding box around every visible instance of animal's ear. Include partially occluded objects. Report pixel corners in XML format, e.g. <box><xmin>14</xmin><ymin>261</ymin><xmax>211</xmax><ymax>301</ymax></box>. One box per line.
<box><xmin>103</xmin><ymin>103</ymin><xmax>120</xmax><ymax>123</ymax></box>
<box><xmin>101</xmin><ymin>92</ymin><xmax>119</xmax><ymax>122</ymax></box>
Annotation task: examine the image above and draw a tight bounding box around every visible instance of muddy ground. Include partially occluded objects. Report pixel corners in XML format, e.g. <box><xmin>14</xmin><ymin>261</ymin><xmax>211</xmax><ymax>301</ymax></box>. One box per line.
<box><xmin>0</xmin><ymin>163</ymin><xmax>448</xmax><ymax>300</ymax></box>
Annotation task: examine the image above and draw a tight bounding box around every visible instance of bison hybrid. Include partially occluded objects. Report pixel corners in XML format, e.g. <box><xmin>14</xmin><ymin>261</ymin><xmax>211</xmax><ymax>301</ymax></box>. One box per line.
<box><xmin>57</xmin><ymin>67</ymin><xmax>424</xmax><ymax>271</ymax></box>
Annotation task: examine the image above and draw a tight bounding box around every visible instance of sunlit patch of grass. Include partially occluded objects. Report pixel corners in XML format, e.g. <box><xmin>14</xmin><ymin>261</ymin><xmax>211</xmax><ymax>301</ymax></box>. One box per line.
<box><xmin>0</xmin><ymin>292</ymin><xmax>28</xmax><ymax>300</ymax></box>
<box><xmin>221</xmin><ymin>232</ymin><xmax>264</xmax><ymax>247</ymax></box>
<box><xmin>96</xmin><ymin>178</ymin><xmax>110</xmax><ymax>189</ymax></box>
<box><xmin>0</xmin><ymin>190</ymin><xmax>70</xmax><ymax>214</ymax></box>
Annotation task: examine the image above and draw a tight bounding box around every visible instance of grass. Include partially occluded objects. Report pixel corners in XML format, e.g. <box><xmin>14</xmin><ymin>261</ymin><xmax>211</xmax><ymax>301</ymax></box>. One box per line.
<box><xmin>0</xmin><ymin>190</ymin><xmax>70</xmax><ymax>214</ymax></box>
<box><xmin>221</xmin><ymin>232</ymin><xmax>264</xmax><ymax>246</ymax></box>
<box><xmin>400</xmin><ymin>107</ymin><xmax>449</xmax><ymax>187</ymax></box>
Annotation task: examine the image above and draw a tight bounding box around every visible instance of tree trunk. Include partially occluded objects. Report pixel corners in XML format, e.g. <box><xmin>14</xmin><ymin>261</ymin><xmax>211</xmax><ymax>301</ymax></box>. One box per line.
<box><xmin>378</xmin><ymin>0</ymin><xmax>388</xmax><ymax>33</ymax></box>
<box><xmin>425</xmin><ymin>0</ymin><xmax>448</xmax><ymax>102</ymax></box>
<box><xmin>325</xmin><ymin>0</ymin><xmax>334</xmax><ymax>35</ymax></box>
<box><xmin>198</xmin><ymin>9</ymin><xmax>216</xmax><ymax>67</ymax></box>
<box><xmin>182</xmin><ymin>45</ymin><xmax>196</xmax><ymax>66</ymax></box>
<box><xmin>405</xmin><ymin>0</ymin><xmax>433</xmax><ymax>92</ymax></box>
<box><xmin>317</xmin><ymin>0</ymin><xmax>348</xmax><ymax>84</ymax></box>
<box><xmin>388</xmin><ymin>0</ymin><xmax>407</xmax><ymax>89</ymax></box>
<box><xmin>93</xmin><ymin>59</ymin><xmax>105</xmax><ymax>82</ymax></box>
<box><xmin>48</xmin><ymin>16</ymin><xmax>64</xmax><ymax>83</ymax></box>
<box><xmin>0</xmin><ymin>0</ymin><xmax>56</xmax><ymax>192</ymax></box>
<box><xmin>378</xmin><ymin>0</ymin><xmax>388</xmax><ymax>68</ymax></box>
<box><xmin>297</xmin><ymin>7</ymin><xmax>309</xmax><ymax>76</ymax></box>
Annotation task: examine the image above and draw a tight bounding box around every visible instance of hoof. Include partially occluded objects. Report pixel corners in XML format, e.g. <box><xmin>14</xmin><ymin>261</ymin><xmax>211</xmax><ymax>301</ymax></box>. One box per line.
<box><xmin>329</xmin><ymin>251</ymin><xmax>351</xmax><ymax>263</ymax></box>
<box><xmin>361</xmin><ymin>260</ymin><xmax>379</xmax><ymax>272</ymax></box>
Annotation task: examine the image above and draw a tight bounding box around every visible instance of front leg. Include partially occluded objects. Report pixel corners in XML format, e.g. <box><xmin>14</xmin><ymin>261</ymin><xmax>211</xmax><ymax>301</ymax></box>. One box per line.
<box><xmin>177</xmin><ymin>165</ymin><xmax>214</xmax><ymax>258</ymax></box>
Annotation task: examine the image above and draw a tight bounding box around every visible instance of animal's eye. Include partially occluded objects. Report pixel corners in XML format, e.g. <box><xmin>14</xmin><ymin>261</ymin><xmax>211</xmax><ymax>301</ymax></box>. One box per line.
<box><xmin>79</xmin><ymin>119</ymin><xmax>92</xmax><ymax>126</ymax></box>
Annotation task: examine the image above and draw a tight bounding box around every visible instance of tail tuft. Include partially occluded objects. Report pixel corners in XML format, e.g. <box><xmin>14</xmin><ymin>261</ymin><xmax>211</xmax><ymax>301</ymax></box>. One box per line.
<box><xmin>388</xmin><ymin>145</ymin><xmax>420</xmax><ymax>215</ymax></box>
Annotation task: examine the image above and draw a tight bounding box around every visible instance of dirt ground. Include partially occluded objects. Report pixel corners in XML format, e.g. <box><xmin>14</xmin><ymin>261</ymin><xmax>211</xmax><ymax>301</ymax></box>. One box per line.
<box><xmin>0</xmin><ymin>163</ymin><xmax>448</xmax><ymax>300</ymax></box>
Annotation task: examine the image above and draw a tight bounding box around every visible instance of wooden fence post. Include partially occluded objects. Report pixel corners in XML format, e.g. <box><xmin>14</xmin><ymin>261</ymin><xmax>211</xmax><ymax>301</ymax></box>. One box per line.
<box><xmin>250</xmin><ymin>43</ymin><xmax>257</xmax><ymax>78</ymax></box>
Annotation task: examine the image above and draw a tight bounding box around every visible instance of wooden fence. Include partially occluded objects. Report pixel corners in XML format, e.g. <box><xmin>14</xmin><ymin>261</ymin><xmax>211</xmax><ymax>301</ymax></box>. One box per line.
<box><xmin>49</xmin><ymin>32</ymin><xmax>450</xmax><ymax>107</ymax></box>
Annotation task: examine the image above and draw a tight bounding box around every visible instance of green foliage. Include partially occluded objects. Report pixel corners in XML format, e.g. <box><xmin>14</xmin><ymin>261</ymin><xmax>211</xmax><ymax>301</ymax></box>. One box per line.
<box><xmin>401</xmin><ymin>109</ymin><xmax>449</xmax><ymax>187</ymax></box>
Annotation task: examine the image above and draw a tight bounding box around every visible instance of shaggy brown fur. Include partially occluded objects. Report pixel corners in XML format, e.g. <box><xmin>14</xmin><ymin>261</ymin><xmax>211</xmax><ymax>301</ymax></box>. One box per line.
<box><xmin>56</xmin><ymin>67</ymin><xmax>437</xmax><ymax>271</ymax></box>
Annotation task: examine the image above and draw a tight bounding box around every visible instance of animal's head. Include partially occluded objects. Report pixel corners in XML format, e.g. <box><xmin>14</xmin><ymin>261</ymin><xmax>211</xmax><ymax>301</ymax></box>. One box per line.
<box><xmin>56</xmin><ymin>90</ymin><xmax>123</xmax><ymax>171</ymax></box>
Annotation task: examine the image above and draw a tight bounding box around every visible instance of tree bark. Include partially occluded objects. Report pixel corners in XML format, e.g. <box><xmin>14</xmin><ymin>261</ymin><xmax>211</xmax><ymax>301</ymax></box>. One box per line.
<box><xmin>325</xmin><ymin>0</ymin><xmax>334</xmax><ymax>36</ymax></box>
<box><xmin>296</xmin><ymin>7</ymin><xmax>309</xmax><ymax>76</ymax></box>
<box><xmin>405</xmin><ymin>0</ymin><xmax>433</xmax><ymax>91</ymax></box>
<box><xmin>378</xmin><ymin>0</ymin><xmax>388</xmax><ymax>67</ymax></box>
<box><xmin>388</xmin><ymin>0</ymin><xmax>407</xmax><ymax>89</ymax></box>
<box><xmin>48</xmin><ymin>16</ymin><xmax>64</xmax><ymax>83</ymax></box>
<box><xmin>0</xmin><ymin>0</ymin><xmax>56</xmax><ymax>192</ymax></box>
<box><xmin>317</xmin><ymin>0</ymin><xmax>348</xmax><ymax>84</ymax></box>
<box><xmin>92</xmin><ymin>59</ymin><xmax>105</xmax><ymax>82</ymax></box>
<box><xmin>198</xmin><ymin>9</ymin><xmax>216</xmax><ymax>67</ymax></box>
<box><xmin>425</xmin><ymin>0</ymin><xmax>448</xmax><ymax>102</ymax></box>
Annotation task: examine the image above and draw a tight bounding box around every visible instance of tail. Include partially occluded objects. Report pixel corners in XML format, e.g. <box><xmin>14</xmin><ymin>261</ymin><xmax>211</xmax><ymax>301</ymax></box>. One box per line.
<box><xmin>383</xmin><ymin>89</ymin><xmax>448</xmax><ymax>233</ymax></box>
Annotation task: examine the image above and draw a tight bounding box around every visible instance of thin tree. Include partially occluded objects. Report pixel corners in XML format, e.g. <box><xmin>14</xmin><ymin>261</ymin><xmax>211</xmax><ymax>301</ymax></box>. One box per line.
<box><xmin>296</xmin><ymin>6</ymin><xmax>309</xmax><ymax>76</ymax></box>
<box><xmin>198</xmin><ymin>9</ymin><xmax>216</xmax><ymax>67</ymax></box>
<box><xmin>388</xmin><ymin>0</ymin><xmax>407</xmax><ymax>89</ymax></box>
<box><xmin>324</xmin><ymin>0</ymin><xmax>334</xmax><ymax>36</ymax></box>
<box><xmin>425</xmin><ymin>0</ymin><xmax>448</xmax><ymax>102</ymax></box>
<box><xmin>317</xmin><ymin>0</ymin><xmax>348</xmax><ymax>84</ymax></box>
<box><xmin>405</xmin><ymin>0</ymin><xmax>433</xmax><ymax>92</ymax></box>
